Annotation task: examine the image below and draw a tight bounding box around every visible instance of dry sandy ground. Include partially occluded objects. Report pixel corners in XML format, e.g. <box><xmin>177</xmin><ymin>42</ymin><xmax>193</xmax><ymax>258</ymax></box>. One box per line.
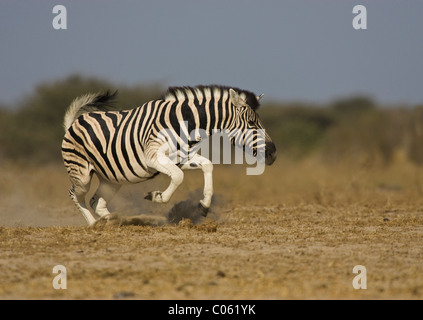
<box><xmin>0</xmin><ymin>158</ymin><xmax>422</xmax><ymax>299</ymax></box>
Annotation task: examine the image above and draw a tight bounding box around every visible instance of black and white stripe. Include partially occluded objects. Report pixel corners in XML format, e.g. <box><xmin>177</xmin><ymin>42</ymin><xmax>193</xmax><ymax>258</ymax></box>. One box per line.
<box><xmin>61</xmin><ymin>85</ymin><xmax>276</xmax><ymax>225</ymax></box>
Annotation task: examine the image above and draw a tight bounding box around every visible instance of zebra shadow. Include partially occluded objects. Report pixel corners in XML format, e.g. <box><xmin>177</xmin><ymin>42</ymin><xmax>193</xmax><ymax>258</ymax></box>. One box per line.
<box><xmin>93</xmin><ymin>191</ymin><xmax>222</xmax><ymax>228</ymax></box>
<box><xmin>167</xmin><ymin>198</ymin><xmax>207</xmax><ymax>225</ymax></box>
<box><xmin>166</xmin><ymin>190</ymin><xmax>223</xmax><ymax>225</ymax></box>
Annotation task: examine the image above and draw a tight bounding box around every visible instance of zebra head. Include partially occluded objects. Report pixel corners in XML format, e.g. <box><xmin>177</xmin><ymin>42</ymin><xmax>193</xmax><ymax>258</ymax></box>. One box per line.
<box><xmin>228</xmin><ymin>88</ymin><xmax>277</xmax><ymax>166</ymax></box>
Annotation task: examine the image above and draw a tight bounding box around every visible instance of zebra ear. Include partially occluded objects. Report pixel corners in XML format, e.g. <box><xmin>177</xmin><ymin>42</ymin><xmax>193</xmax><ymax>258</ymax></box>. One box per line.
<box><xmin>257</xmin><ymin>94</ymin><xmax>264</xmax><ymax>102</ymax></box>
<box><xmin>229</xmin><ymin>88</ymin><xmax>246</xmax><ymax>108</ymax></box>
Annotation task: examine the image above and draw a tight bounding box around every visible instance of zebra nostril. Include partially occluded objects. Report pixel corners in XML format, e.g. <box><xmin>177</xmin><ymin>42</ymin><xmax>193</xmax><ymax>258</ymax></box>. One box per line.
<box><xmin>265</xmin><ymin>142</ymin><xmax>277</xmax><ymax>165</ymax></box>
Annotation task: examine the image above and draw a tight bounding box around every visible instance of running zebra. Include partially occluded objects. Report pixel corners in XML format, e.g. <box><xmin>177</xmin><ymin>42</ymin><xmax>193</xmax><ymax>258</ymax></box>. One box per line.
<box><xmin>61</xmin><ymin>85</ymin><xmax>277</xmax><ymax>225</ymax></box>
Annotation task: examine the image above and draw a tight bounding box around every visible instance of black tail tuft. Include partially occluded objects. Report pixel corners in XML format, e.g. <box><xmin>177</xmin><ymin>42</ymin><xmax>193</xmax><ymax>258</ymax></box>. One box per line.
<box><xmin>86</xmin><ymin>90</ymin><xmax>118</xmax><ymax>108</ymax></box>
<box><xmin>64</xmin><ymin>90</ymin><xmax>119</xmax><ymax>131</ymax></box>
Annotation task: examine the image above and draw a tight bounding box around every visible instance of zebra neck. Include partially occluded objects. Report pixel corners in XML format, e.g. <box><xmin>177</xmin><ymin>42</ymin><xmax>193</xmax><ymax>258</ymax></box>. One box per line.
<box><xmin>185</xmin><ymin>98</ymin><xmax>235</xmax><ymax>137</ymax></box>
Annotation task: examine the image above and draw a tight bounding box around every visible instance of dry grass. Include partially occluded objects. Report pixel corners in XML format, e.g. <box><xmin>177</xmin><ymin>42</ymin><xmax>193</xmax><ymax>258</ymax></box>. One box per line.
<box><xmin>0</xmin><ymin>155</ymin><xmax>423</xmax><ymax>299</ymax></box>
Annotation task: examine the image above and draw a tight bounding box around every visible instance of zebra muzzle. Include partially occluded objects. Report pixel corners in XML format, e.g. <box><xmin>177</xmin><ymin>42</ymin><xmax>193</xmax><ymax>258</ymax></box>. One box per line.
<box><xmin>198</xmin><ymin>203</ymin><xmax>209</xmax><ymax>217</ymax></box>
<box><xmin>144</xmin><ymin>192</ymin><xmax>153</xmax><ymax>201</ymax></box>
<box><xmin>265</xmin><ymin>141</ymin><xmax>277</xmax><ymax>166</ymax></box>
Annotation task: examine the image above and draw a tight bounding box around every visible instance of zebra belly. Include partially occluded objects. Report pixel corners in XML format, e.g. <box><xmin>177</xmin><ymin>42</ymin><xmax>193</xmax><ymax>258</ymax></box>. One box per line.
<box><xmin>89</xmin><ymin>154</ymin><xmax>157</xmax><ymax>184</ymax></box>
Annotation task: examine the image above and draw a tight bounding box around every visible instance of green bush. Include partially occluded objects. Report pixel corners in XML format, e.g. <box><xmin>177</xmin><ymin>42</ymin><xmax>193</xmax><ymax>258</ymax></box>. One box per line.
<box><xmin>0</xmin><ymin>75</ymin><xmax>162</xmax><ymax>163</ymax></box>
<box><xmin>0</xmin><ymin>76</ymin><xmax>417</xmax><ymax>166</ymax></box>
<box><xmin>259</xmin><ymin>105</ymin><xmax>333</xmax><ymax>159</ymax></box>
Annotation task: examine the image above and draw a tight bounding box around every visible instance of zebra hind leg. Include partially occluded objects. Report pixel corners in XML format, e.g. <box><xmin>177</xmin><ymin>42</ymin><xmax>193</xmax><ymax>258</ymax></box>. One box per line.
<box><xmin>89</xmin><ymin>179</ymin><xmax>121</xmax><ymax>220</ymax></box>
<box><xmin>69</xmin><ymin>185</ymin><xmax>97</xmax><ymax>226</ymax></box>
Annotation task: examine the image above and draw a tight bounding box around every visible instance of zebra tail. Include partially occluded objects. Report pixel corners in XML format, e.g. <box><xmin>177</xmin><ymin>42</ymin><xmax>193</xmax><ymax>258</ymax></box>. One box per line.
<box><xmin>63</xmin><ymin>90</ymin><xmax>117</xmax><ymax>131</ymax></box>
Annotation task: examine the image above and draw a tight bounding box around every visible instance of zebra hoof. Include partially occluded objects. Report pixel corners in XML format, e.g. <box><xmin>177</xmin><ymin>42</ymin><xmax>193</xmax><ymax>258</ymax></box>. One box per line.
<box><xmin>198</xmin><ymin>203</ymin><xmax>209</xmax><ymax>217</ymax></box>
<box><xmin>144</xmin><ymin>192</ymin><xmax>153</xmax><ymax>201</ymax></box>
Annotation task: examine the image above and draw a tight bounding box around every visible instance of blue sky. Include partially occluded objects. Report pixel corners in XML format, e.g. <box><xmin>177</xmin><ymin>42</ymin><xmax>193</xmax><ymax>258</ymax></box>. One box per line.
<box><xmin>1</xmin><ymin>0</ymin><xmax>423</xmax><ymax>107</ymax></box>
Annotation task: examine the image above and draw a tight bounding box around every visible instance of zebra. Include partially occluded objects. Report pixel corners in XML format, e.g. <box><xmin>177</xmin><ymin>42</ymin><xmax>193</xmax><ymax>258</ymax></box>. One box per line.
<box><xmin>61</xmin><ymin>85</ymin><xmax>277</xmax><ymax>226</ymax></box>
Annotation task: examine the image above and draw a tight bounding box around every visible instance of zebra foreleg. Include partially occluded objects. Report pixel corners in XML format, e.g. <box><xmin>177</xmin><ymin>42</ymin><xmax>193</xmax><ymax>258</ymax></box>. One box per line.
<box><xmin>180</xmin><ymin>154</ymin><xmax>213</xmax><ymax>216</ymax></box>
<box><xmin>144</xmin><ymin>154</ymin><xmax>184</xmax><ymax>204</ymax></box>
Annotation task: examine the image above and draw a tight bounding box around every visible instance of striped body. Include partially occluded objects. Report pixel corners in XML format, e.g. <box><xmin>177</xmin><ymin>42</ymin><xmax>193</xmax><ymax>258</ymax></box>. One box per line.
<box><xmin>61</xmin><ymin>86</ymin><xmax>276</xmax><ymax>225</ymax></box>
<box><xmin>63</xmin><ymin>107</ymin><xmax>156</xmax><ymax>184</ymax></box>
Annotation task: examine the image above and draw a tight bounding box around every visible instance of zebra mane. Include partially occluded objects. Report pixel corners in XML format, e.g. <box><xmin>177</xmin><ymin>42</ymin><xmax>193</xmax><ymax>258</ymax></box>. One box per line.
<box><xmin>162</xmin><ymin>85</ymin><xmax>261</xmax><ymax>110</ymax></box>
